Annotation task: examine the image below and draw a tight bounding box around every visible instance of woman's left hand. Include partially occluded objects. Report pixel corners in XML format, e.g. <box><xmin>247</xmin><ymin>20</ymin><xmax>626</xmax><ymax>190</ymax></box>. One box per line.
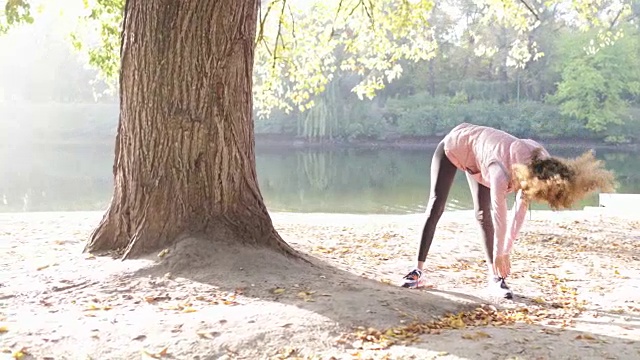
<box><xmin>494</xmin><ymin>254</ymin><xmax>511</xmax><ymax>278</ymax></box>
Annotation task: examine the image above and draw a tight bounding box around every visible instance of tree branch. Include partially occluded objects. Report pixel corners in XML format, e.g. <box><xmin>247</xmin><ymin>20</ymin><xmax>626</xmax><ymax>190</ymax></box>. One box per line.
<box><xmin>329</xmin><ymin>0</ymin><xmax>345</xmax><ymax>39</ymax></box>
<box><xmin>287</xmin><ymin>1</ymin><xmax>296</xmax><ymax>46</ymax></box>
<box><xmin>608</xmin><ymin>6</ymin><xmax>625</xmax><ymax>31</ymax></box>
<box><xmin>518</xmin><ymin>0</ymin><xmax>540</xmax><ymax>22</ymax></box>
<box><xmin>272</xmin><ymin>0</ymin><xmax>288</xmax><ymax>69</ymax></box>
<box><xmin>257</xmin><ymin>0</ymin><xmax>277</xmax><ymax>44</ymax></box>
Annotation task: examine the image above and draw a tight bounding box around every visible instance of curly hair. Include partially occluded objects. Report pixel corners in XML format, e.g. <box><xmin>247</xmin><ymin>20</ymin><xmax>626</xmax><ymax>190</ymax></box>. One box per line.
<box><xmin>511</xmin><ymin>148</ymin><xmax>616</xmax><ymax>210</ymax></box>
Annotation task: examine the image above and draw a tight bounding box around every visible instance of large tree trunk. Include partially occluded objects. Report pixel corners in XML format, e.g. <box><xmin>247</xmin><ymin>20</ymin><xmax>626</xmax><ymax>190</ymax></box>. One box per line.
<box><xmin>85</xmin><ymin>0</ymin><xmax>296</xmax><ymax>259</ymax></box>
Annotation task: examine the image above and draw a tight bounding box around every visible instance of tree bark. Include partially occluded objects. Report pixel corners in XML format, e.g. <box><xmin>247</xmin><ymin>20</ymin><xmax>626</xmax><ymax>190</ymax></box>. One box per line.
<box><xmin>84</xmin><ymin>0</ymin><xmax>297</xmax><ymax>259</ymax></box>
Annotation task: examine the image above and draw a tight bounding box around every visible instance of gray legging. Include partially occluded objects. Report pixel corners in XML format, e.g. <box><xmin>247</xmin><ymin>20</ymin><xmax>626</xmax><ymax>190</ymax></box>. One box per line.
<box><xmin>417</xmin><ymin>140</ymin><xmax>495</xmax><ymax>266</ymax></box>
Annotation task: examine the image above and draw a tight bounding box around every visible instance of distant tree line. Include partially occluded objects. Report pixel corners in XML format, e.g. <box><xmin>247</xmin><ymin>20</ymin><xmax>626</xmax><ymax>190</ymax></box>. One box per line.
<box><xmin>256</xmin><ymin>1</ymin><xmax>640</xmax><ymax>144</ymax></box>
<box><xmin>2</xmin><ymin>0</ymin><xmax>639</xmax><ymax>144</ymax></box>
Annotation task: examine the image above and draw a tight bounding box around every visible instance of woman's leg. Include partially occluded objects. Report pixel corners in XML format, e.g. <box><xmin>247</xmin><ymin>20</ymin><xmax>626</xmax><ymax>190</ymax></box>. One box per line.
<box><xmin>465</xmin><ymin>173</ymin><xmax>495</xmax><ymax>270</ymax></box>
<box><xmin>417</xmin><ymin>141</ymin><xmax>458</xmax><ymax>265</ymax></box>
<box><xmin>403</xmin><ymin>140</ymin><xmax>457</xmax><ymax>288</ymax></box>
<box><xmin>466</xmin><ymin>173</ymin><xmax>513</xmax><ymax>299</ymax></box>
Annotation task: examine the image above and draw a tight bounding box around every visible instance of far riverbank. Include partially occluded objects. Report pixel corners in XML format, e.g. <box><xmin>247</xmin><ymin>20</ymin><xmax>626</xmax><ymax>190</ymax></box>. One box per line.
<box><xmin>6</xmin><ymin>134</ymin><xmax>640</xmax><ymax>152</ymax></box>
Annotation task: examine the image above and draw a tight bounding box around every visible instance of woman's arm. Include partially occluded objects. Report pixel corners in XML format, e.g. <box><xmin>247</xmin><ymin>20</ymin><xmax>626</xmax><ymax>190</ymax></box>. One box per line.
<box><xmin>504</xmin><ymin>190</ymin><xmax>529</xmax><ymax>255</ymax></box>
<box><xmin>488</xmin><ymin>164</ymin><xmax>529</xmax><ymax>257</ymax></box>
<box><xmin>488</xmin><ymin>164</ymin><xmax>509</xmax><ymax>258</ymax></box>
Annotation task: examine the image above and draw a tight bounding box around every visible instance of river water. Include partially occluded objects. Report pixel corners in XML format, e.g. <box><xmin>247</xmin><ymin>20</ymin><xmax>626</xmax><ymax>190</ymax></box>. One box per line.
<box><xmin>1</xmin><ymin>144</ymin><xmax>638</xmax><ymax>213</ymax></box>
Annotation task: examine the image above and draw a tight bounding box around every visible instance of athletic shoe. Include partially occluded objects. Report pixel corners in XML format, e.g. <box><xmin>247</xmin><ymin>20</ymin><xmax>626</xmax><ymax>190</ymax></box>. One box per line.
<box><xmin>489</xmin><ymin>276</ymin><xmax>514</xmax><ymax>299</ymax></box>
<box><xmin>402</xmin><ymin>268</ymin><xmax>425</xmax><ymax>288</ymax></box>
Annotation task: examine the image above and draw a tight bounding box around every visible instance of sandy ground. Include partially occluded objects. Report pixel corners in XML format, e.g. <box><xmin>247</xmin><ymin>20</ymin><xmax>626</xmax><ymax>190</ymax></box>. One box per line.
<box><xmin>0</xmin><ymin>209</ymin><xmax>639</xmax><ymax>360</ymax></box>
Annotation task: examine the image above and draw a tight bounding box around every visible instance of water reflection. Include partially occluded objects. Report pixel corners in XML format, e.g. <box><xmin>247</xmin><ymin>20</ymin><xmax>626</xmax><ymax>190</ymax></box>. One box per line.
<box><xmin>1</xmin><ymin>144</ymin><xmax>639</xmax><ymax>213</ymax></box>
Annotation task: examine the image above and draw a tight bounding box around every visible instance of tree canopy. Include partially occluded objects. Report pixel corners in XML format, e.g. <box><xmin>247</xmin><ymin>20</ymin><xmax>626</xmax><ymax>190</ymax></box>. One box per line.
<box><xmin>2</xmin><ymin>0</ymin><xmax>633</xmax><ymax>106</ymax></box>
<box><xmin>2</xmin><ymin>0</ymin><xmax>638</xmax><ymax>142</ymax></box>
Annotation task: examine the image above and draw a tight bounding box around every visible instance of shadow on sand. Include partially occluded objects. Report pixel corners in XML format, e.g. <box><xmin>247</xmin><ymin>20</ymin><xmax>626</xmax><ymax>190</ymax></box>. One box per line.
<box><xmin>127</xmin><ymin>236</ymin><xmax>639</xmax><ymax>359</ymax></box>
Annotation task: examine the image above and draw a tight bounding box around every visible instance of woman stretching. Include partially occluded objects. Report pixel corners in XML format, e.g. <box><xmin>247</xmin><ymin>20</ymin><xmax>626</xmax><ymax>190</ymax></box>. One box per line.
<box><xmin>402</xmin><ymin>123</ymin><xmax>615</xmax><ymax>298</ymax></box>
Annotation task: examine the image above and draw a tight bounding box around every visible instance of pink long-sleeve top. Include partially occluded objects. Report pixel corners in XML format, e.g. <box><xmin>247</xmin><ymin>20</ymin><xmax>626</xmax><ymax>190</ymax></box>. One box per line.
<box><xmin>442</xmin><ymin>123</ymin><xmax>549</xmax><ymax>257</ymax></box>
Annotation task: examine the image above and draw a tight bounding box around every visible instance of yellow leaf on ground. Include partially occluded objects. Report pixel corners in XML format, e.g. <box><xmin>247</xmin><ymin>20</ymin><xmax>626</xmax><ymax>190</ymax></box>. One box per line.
<box><xmin>461</xmin><ymin>331</ymin><xmax>491</xmax><ymax>340</ymax></box>
<box><xmin>12</xmin><ymin>347</ymin><xmax>28</xmax><ymax>359</ymax></box>
<box><xmin>141</xmin><ymin>346</ymin><xmax>169</xmax><ymax>359</ymax></box>
<box><xmin>272</xmin><ymin>288</ymin><xmax>285</xmax><ymax>295</ymax></box>
<box><xmin>182</xmin><ymin>307</ymin><xmax>197</xmax><ymax>313</ymax></box>
<box><xmin>0</xmin><ymin>326</ymin><xmax>7</xmax><ymax>333</ymax></box>
<box><xmin>575</xmin><ymin>334</ymin><xmax>597</xmax><ymax>340</ymax></box>
<box><xmin>196</xmin><ymin>330</ymin><xmax>220</xmax><ymax>339</ymax></box>
<box><xmin>449</xmin><ymin>317</ymin><xmax>466</xmax><ymax>329</ymax></box>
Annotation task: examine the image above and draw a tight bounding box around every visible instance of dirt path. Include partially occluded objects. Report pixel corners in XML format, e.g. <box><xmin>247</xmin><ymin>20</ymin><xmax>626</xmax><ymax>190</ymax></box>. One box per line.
<box><xmin>0</xmin><ymin>210</ymin><xmax>638</xmax><ymax>359</ymax></box>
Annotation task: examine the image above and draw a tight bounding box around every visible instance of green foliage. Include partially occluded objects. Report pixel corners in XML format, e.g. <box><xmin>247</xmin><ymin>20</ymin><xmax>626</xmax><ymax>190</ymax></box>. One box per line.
<box><xmin>0</xmin><ymin>0</ymin><xmax>34</xmax><ymax>34</ymax></box>
<box><xmin>69</xmin><ymin>0</ymin><xmax>124</xmax><ymax>93</ymax></box>
<box><xmin>254</xmin><ymin>0</ymin><xmax>438</xmax><ymax>118</ymax></box>
<box><xmin>2</xmin><ymin>0</ymin><xmax>640</xmax><ymax>145</ymax></box>
<box><xmin>549</xmin><ymin>26</ymin><xmax>640</xmax><ymax>134</ymax></box>
<box><xmin>255</xmin><ymin>89</ymin><xmax>628</xmax><ymax>142</ymax></box>
<box><xmin>373</xmin><ymin>94</ymin><xmax>595</xmax><ymax>139</ymax></box>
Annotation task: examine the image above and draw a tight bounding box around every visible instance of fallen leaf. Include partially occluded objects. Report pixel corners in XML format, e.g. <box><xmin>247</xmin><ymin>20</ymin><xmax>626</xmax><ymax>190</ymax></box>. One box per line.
<box><xmin>461</xmin><ymin>331</ymin><xmax>491</xmax><ymax>340</ymax></box>
<box><xmin>37</xmin><ymin>264</ymin><xmax>52</xmax><ymax>271</ymax></box>
<box><xmin>0</xmin><ymin>326</ymin><xmax>7</xmax><ymax>333</ymax></box>
<box><xmin>84</xmin><ymin>304</ymin><xmax>111</xmax><ymax>311</ymax></box>
<box><xmin>274</xmin><ymin>347</ymin><xmax>297</xmax><ymax>359</ymax></box>
<box><xmin>196</xmin><ymin>330</ymin><xmax>220</xmax><ymax>339</ymax></box>
<box><xmin>12</xmin><ymin>347</ymin><xmax>28</xmax><ymax>359</ymax></box>
<box><xmin>157</xmin><ymin>249</ymin><xmax>169</xmax><ymax>258</ymax></box>
<box><xmin>132</xmin><ymin>335</ymin><xmax>147</xmax><ymax>341</ymax></box>
<box><xmin>296</xmin><ymin>291</ymin><xmax>315</xmax><ymax>302</ymax></box>
<box><xmin>575</xmin><ymin>334</ymin><xmax>597</xmax><ymax>341</ymax></box>
<box><xmin>142</xmin><ymin>346</ymin><xmax>169</xmax><ymax>359</ymax></box>
<box><xmin>272</xmin><ymin>288</ymin><xmax>285</xmax><ymax>295</ymax></box>
<box><xmin>159</xmin><ymin>347</ymin><xmax>168</xmax><ymax>356</ymax></box>
<box><xmin>182</xmin><ymin>307</ymin><xmax>197</xmax><ymax>313</ymax></box>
